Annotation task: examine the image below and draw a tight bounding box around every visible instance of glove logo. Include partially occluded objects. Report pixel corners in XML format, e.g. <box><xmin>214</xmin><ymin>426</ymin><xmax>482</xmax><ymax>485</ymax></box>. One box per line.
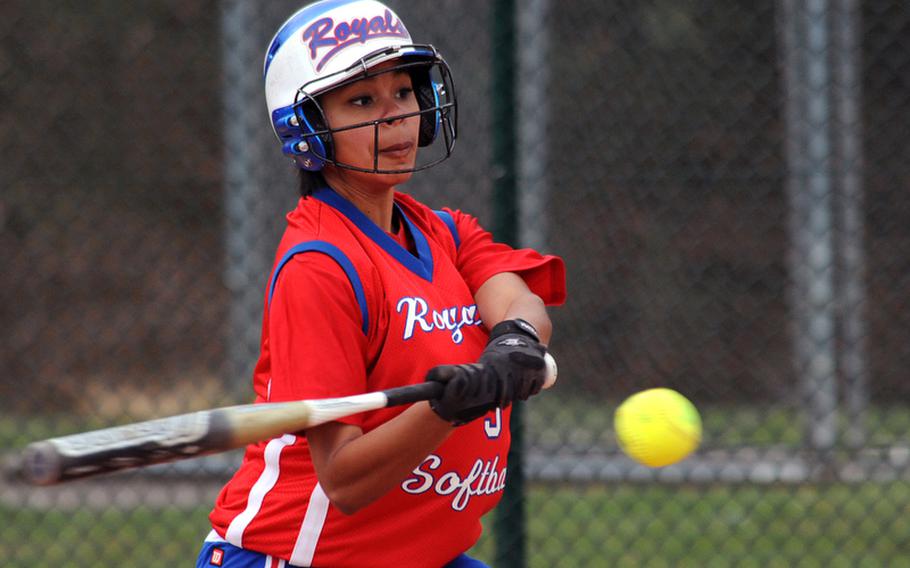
<box><xmin>515</xmin><ymin>320</ymin><xmax>538</xmax><ymax>337</ymax></box>
<box><xmin>496</xmin><ymin>338</ymin><xmax>527</xmax><ymax>348</ymax></box>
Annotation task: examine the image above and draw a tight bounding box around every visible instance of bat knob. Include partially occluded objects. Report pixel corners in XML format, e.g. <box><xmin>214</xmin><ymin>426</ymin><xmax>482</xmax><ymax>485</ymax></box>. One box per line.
<box><xmin>542</xmin><ymin>352</ymin><xmax>558</xmax><ymax>389</ymax></box>
<box><xmin>21</xmin><ymin>441</ymin><xmax>63</xmax><ymax>486</ymax></box>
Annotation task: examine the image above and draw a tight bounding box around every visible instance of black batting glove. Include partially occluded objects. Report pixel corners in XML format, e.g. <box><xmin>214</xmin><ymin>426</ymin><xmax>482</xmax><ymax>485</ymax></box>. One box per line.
<box><xmin>425</xmin><ymin>364</ymin><xmax>507</xmax><ymax>426</ymax></box>
<box><xmin>479</xmin><ymin>319</ymin><xmax>547</xmax><ymax>403</ymax></box>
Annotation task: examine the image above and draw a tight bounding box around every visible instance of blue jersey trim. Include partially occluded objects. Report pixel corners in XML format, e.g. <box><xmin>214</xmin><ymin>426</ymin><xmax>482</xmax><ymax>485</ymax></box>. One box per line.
<box><xmin>434</xmin><ymin>209</ymin><xmax>461</xmax><ymax>250</ymax></box>
<box><xmin>195</xmin><ymin>540</ymin><xmax>486</xmax><ymax>568</ymax></box>
<box><xmin>443</xmin><ymin>553</ymin><xmax>491</xmax><ymax>568</ymax></box>
<box><xmin>313</xmin><ymin>187</ymin><xmax>435</xmax><ymax>282</ymax></box>
<box><xmin>268</xmin><ymin>240</ymin><xmax>369</xmax><ymax>335</ymax></box>
<box><xmin>263</xmin><ymin>0</ymin><xmax>360</xmax><ymax>79</ymax></box>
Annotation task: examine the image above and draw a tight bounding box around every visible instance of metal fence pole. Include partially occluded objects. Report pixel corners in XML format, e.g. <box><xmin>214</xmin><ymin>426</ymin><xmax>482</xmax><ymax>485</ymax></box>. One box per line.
<box><xmin>780</xmin><ymin>0</ymin><xmax>839</xmax><ymax>453</ymax></box>
<box><xmin>518</xmin><ymin>0</ymin><xmax>550</xmax><ymax>252</ymax></box>
<box><xmin>221</xmin><ymin>0</ymin><xmax>270</xmax><ymax>398</ymax></box>
<box><xmin>832</xmin><ymin>0</ymin><xmax>868</xmax><ymax>449</ymax></box>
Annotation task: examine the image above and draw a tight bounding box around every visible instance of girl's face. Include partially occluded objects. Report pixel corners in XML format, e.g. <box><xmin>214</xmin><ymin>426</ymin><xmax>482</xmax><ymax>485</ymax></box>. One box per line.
<box><xmin>320</xmin><ymin>61</ymin><xmax>421</xmax><ymax>189</ymax></box>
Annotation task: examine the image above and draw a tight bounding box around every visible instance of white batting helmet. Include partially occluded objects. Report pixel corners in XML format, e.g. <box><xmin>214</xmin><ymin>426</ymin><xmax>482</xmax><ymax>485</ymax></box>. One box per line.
<box><xmin>263</xmin><ymin>0</ymin><xmax>457</xmax><ymax>172</ymax></box>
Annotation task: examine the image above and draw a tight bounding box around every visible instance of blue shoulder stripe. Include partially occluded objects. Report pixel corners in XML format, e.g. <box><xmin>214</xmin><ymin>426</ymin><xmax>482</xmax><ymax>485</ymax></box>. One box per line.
<box><xmin>434</xmin><ymin>210</ymin><xmax>460</xmax><ymax>250</ymax></box>
<box><xmin>268</xmin><ymin>241</ymin><xmax>369</xmax><ymax>335</ymax></box>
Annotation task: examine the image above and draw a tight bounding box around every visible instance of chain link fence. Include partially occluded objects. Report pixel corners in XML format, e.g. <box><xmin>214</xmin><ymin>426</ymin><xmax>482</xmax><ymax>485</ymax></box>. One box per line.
<box><xmin>2</xmin><ymin>0</ymin><xmax>909</xmax><ymax>566</ymax></box>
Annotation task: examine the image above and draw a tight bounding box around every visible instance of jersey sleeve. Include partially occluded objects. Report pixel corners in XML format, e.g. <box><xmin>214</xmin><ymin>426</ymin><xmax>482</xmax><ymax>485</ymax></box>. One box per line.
<box><xmin>445</xmin><ymin>208</ymin><xmax>567</xmax><ymax>306</ymax></box>
<box><xmin>267</xmin><ymin>252</ymin><xmax>370</xmax><ymax>426</ymax></box>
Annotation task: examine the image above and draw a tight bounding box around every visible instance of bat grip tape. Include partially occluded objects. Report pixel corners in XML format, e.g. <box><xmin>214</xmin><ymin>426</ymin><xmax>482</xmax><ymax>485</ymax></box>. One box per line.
<box><xmin>383</xmin><ymin>382</ymin><xmax>444</xmax><ymax>407</ymax></box>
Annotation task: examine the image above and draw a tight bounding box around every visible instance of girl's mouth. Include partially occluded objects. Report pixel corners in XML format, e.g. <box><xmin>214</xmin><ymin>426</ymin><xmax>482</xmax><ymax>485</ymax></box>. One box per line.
<box><xmin>379</xmin><ymin>141</ymin><xmax>414</xmax><ymax>156</ymax></box>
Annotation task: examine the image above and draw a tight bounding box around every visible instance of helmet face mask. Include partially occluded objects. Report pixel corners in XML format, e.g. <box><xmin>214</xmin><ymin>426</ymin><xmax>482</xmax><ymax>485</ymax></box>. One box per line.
<box><xmin>290</xmin><ymin>47</ymin><xmax>456</xmax><ymax>174</ymax></box>
<box><xmin>264</xmin><ymin>1</ymin><xmax>457</xmax><ymax>174</ymax></box>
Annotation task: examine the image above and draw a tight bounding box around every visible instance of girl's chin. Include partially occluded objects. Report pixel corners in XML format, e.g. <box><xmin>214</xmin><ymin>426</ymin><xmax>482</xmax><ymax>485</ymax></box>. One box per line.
<box><xmin>374</xmin><ymin>170</ymin><xmax>414</xmax><ymax>185</ymax></box>
<box><xmin>339</xmin><ymin>167</ymin><xmax>414</xmax><ymax>189</ymax></box>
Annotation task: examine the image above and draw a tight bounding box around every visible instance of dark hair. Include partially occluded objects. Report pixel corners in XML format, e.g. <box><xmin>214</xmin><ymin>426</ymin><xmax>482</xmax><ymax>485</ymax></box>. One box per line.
<box><xmin>298</xmin><ymin>169</ymin><xmax>326</xmax><ymax>197</ymax></box>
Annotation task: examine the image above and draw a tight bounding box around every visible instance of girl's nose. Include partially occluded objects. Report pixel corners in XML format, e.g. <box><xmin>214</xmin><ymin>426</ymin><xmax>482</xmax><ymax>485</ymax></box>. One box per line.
<box><xmin>380</xmin><ymin>96</ymin><xmax>410</xmax><ymax>124</ymax></box>
<box><xmin>380</xmin><ymin>103</ymin><xmax>401</xmax><ymax>123</ymax></box>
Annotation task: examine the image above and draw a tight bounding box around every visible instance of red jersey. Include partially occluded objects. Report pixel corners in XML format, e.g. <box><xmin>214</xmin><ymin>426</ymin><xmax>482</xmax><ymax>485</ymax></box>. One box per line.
<box><xmin>209</xmin><ymin>187</ymin><xmax>566</xmax><ymax>567</ymax></box>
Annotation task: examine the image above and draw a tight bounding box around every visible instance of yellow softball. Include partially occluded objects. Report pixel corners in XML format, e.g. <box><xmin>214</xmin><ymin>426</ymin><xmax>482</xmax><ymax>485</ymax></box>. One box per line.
<box><xmin>614</xmin><ymin>388</ymin><xmax>702</xmax><ymax>467</ymax></box>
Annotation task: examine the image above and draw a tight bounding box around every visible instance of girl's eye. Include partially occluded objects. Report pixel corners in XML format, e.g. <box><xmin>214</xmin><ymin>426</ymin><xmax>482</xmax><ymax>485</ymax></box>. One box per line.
<box><xmin>350</xmin><ymin>95</ymin><xmax>372</xmax><ymax>107</ymax></box>
<box><xmin>396</xmin><ymin>87</ymin><xmax>414</xmax><ymax>99</ymax></box>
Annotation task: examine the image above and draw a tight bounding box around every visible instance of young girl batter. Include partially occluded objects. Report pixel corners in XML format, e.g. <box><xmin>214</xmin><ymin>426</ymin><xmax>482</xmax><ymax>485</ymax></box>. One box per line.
<box><xmin>197</xmin><ymin>1</ymin><xmax>566</xmax><ymax>566</ymax></box>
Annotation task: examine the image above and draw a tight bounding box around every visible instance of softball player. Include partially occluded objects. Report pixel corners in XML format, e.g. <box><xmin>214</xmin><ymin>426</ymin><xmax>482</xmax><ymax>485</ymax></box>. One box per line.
<box><xmin>196</xmin><ymin>1</ymin><xmax>566</xmax><ymax>566</ymax></box>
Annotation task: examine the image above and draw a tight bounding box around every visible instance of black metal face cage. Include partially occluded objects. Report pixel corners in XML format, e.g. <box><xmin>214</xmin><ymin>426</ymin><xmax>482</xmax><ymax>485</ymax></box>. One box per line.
<box><xmin>291</xmin><ymin>45</ymin><xmax>458</xmax><ymax>175</ymax></box>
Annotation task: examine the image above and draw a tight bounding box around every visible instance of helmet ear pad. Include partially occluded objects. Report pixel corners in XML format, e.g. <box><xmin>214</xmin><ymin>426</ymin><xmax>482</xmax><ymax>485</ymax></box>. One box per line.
<box><xmin>410</xmin><ymin>67</ymin><xmax>441</xmax><ymax>147</ymax></box>
<box><xmin>296</xmin><ymin>100</ymin><xmax>334</xmax><ymax>165</ymax></box>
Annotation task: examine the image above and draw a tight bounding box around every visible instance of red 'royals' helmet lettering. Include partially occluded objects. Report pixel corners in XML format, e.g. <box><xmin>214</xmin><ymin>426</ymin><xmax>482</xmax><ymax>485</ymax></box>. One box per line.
<box><xmin>302</xmin><ymin>9</ymin><xmax>408</xmax><ymax>71</ymax></box>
